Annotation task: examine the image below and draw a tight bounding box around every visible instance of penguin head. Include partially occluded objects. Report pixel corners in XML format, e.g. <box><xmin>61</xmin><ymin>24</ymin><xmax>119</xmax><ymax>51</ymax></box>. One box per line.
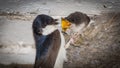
<box><xmin>32</xmin><ymin>14</ymin><xmax>58</xmax><ymax>35</ymax></box>
<box><xmin>61</xmin><ymin>12</ymin><xmax>90</xmax><ymax>34</ymax></box>
<box><xmin>65</xmin><ymin>12</ymin><xmax>90</xmax><ymax>26</ymax></box>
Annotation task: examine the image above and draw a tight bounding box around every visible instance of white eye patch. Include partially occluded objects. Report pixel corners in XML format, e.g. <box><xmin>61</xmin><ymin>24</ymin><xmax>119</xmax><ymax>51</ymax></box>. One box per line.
<box><xmin>42</xmin><ymin>25</ymin><xmax>57</xmax><ymax>35</ymax></box>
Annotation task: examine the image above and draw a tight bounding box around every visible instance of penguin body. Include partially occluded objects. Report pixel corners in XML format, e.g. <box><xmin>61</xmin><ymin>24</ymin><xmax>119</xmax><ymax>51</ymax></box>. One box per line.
<box><xmin>32</xmin><ymin>14</ymin><xmax>66</xmax><ymax>68</ymax></box>
<box><xmin>62</xmin><ymin>12</ymin><xmax>90</xmax><ymax>48</ymax></box>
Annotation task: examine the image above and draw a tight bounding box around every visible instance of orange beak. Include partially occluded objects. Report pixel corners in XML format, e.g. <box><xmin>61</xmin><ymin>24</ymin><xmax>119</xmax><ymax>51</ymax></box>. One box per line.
<box><xmin>61</xmin><ymin>18</ymin><xmax>71</xmax><ymax>32</ymax></box>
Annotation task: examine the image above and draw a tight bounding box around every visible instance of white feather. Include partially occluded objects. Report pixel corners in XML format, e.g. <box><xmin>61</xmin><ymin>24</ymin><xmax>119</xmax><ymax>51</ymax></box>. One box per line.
<box><xmin>41</xmin><ymin>24</ymin><xmax>67</xmax><ymax>68</ymax></box>
<box><xmin>54</xmin><ymin>30</ymin><xmax>67</xmax><ymax>68</ymax></box>
<box><xmin>42</xmin><ymin>25</ymin><xmax>57</xmax><ymax>35</ymax></box>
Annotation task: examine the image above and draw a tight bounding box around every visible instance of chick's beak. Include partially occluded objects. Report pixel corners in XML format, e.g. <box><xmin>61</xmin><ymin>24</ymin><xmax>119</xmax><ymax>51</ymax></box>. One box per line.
<box><xmin>61</xmin><ymin>18</ymin><xmax>71</xmax><ymax>32</ymax></box>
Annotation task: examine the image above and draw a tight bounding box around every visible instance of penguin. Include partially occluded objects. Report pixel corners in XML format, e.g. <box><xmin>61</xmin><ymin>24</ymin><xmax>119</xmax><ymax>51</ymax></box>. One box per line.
<box><xmin>32</xmin><ymin>14</ymin><xmax>67</xmax><ymax>68</ymax></box>
<box><xmin>62</xmin><ymin>11</ymin><xmax>90</xmax><ymax>33</ymax></box>
<box><xmin>61</xmin><ymin>12</ymin><xmax>90</xmax><ymax>48</ymax></box>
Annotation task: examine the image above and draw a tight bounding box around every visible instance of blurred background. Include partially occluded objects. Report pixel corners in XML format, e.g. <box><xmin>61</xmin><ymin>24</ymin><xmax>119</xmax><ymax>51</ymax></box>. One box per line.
<box><xmin>0</xmin><ymin>0</ymin><xmax>120</xmax><ymax>68</ymax></box>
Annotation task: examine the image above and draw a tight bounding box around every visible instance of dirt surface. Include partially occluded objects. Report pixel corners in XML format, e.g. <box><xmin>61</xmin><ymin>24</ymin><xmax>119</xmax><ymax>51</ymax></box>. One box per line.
<box><xmin>0</xmin><ymin>64</ymin><xmax>33</xmax><ymax>68</ymax></box>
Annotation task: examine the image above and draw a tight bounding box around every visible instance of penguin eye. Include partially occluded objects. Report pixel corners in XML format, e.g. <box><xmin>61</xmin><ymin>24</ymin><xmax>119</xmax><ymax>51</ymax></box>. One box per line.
<box><xmin>33</xmin><ymin>27</ymin><xmax>42</xmax><ymax>35</ymax></box>
<box><xmin>38</xmin><ymin>28</ymin><xmax>43</xmax><ymax>35</ymax></box>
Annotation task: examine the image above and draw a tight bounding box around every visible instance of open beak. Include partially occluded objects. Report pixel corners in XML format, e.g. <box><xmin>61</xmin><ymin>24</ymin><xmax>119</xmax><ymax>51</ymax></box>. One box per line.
<box><xmin>61</xmin><ymin>18</ymin><xmax>71</xmax><ymax>32</ymax></box>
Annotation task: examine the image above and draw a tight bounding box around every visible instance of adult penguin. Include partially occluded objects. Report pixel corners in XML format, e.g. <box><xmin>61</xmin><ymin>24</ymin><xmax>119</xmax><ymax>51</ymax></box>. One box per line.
<box><xmin>32</xmin><ymin>14</ymin><xmax>67</xmax><ymax>68</ymax></box>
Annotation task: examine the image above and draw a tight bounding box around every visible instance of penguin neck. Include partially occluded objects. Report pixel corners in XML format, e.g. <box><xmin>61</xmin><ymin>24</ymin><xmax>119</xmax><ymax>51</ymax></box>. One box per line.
<box><xmin>42</xmin><ymin>25</ymin><xmax>58</xmax><ymax>35</ymax></box>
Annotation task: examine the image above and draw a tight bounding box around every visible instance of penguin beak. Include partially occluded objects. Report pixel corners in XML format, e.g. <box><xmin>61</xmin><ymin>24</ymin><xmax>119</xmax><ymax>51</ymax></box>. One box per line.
<box><xmin>53</xmin><ymin>19</ymin><xmax>59</xmax><ymax>25</ymax></box>
<box><xmin>61</xmin><ymin>18</ymin><xmax>71</xmax><ymax>32</ymax></box>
